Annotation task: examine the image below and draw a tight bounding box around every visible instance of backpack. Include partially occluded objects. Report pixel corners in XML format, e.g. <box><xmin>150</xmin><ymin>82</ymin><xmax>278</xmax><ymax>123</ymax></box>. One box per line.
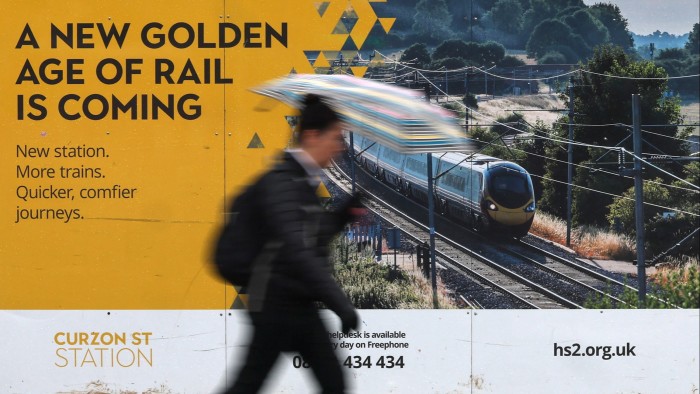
<box><xmin>213</xmin><ymin>180</ymin><xmax>267</xmax><ymax>287</ymax></box>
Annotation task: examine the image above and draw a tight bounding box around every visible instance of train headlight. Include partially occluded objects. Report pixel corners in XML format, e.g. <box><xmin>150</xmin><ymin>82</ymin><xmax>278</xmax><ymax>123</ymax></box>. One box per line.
<box><xmin>524</xmin><ymin>201</ymin><xmax>536</xmax><ymax>212</ymax></box>
<box><xmin>487</xmin><ymin>202</ymin><xmax>498</xmax><ymax>211</ymax></box>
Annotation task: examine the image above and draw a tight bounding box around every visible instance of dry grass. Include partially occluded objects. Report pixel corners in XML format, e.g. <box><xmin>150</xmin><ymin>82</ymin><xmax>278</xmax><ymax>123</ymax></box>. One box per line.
<box><xmin>680</xmin><ymin>99</ymin><xmax>699</xmax><ymax>135</ymax></box>
<box><xmin>654</xmin><ymin>255</ymin><xmax>700</xmax><ymax>278</ymax></box>
<box><xmin>472</xmin><ymin>94</ymin><xmax>563</xmax><ymax>126</ymax></box>
<box><xmin>530</xmin><ymin>211</ymin><xmax>636</xmax><ymax>260</ymax></box>
<box><xmin>402</xmin><ymin>257</ymin><xmax>457</xmax><ymax>309</ymax></box>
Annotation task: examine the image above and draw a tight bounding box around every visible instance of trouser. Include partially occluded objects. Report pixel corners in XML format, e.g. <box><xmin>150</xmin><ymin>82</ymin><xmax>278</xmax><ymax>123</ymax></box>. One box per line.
<box><xmin>224</xmin><ymin>307</ymin><xmax>345</xmax><ymax>394</ymax></box>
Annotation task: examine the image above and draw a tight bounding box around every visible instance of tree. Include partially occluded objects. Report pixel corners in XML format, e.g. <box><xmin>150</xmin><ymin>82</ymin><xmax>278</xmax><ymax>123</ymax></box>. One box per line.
<box><xmin>413</xmin><ymin>0</ymin><xmax>453</xmax><ymax>41</ymax></box>
<box><xmin>432</xmin><ymin>40</ymin><xmax>504</xmax><ymax>66</ymax></box>
<box><xmin>589</xmin><ymin>3</ymin><xmax>634</xmax><ymax>51</ymax></box>
<box><xmin>497</xmin><ymin>55</ymin><xmax>526</xmax><ymax>67</ymax></box>
<box><xmin>535</xmin><ymin>121</ymin><xmax>569</xmax><ymax>217</ymax></box>
<box><xmin>400</xmin><ymin>43</ymin><xmax>431</xmax><ymax>69</ymax></box>
<box><xmin>557</xmin><ymin>45</ymin><xmax>686</xmax><ymax>226</ymax></box>
<box><xmin>685</xmin><ymin>23</ymin><xmax>699</xmax><ymax>54</ymax></box>
<box><xmin>480</xmin><ymin>41</ymin><xmax>506</xmax><ymax>64</ymax></box>
<box><xmin>656</xmin><ymin>48</ymin><xmax>690</xmax><ymax>60</ymax></box>
<box><xmin>563</xmin><ymin>9</ymin><xmax>610</xmax><ymax>51</ymax></box>
<box><xmin>538</xmin><ymin>50</ymin><xmax>568</xmax><ymax>64</ymax></box>
<box><xmin>521</xmin><ymin>0</ymin><xmax>584</xmax><ymax>45</ymax></box>
<box><xmin>526</xmin><ymin>19</ymin><xmax>576</xmax><ymax>59</ymax></box>
<box><xmin>489</xmin><ymin>0</ymin><xmax>523</xmax><ymax>34</ymax></box>
<box><xmin>432</xmin><ymin>39</ymin><xmax>470</xmax><ymax>62</ymax></box>
<box><xmin>430</xmin><ymin>57</ymin><xmax>467</xmax><ymax>71</ymax></box>
<box><xmin>606</xmin><ymin>178</ymin><xmax>671</xmax><ymax>234</ymax></box>
<box><xmin>469</xmin><ymin>126</ymin><xmax>526</xmax><ymax>161</ymax></box>
<box><xmin>462</xmin><ymin>93</ymin><xmax>478</xmax><ymax>109</ymax></box>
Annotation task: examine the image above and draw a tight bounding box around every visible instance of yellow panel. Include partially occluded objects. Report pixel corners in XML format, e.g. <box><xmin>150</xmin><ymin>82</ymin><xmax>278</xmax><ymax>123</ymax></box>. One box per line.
<box><xmin>349</xmin><ymin>0</ymin><xmax>378</xmax><ymax>48</ymax></box>
<box><xmin>1</xmin><ymin>0</ymin><xmax>390</xmax><ymax>310</ymax></box>
<box><xmin>0</xmin><ymin>0</ymin><xmax>228</xmax><ymax>309</ymax></box>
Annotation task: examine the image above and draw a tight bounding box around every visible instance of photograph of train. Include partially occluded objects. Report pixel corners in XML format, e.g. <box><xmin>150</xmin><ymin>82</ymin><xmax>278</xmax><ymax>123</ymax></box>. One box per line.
<box><xmin>347</xmin><ymin>133</ymin><xmax>536</xmax><ymax>237</ymax></box>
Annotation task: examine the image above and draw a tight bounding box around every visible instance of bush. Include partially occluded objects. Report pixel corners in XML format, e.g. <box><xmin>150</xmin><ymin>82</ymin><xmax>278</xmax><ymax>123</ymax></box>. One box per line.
<box><xmin>441</xmin><ymin>101</ymin><xmax>466</xmax><ymax>118</ymax></box>
<box><xmin>497</xmin><ymin>55</ymin><xmax>526</xmax><ymax>67</ymax></box>
<box><xmin>400</xmin><ymin>42</ymin><xmax>431</xmax><ymax>69</ymax></box>
<box><xmin>429</xmin><ymin>56</ymin><xmax>467</xmax><ymax>70</ymax></box>
<box><xmin>489</xmin><ymin>112</ymin><xmax>521</xmax><ymax>135</ymax></box>
<box><xmin>584</xmin><ymin>264</ymin><xmax>700</xmax><ymax>309</ymax></box>
<box><xmin>331</xmin><ymin>242</ymin><xmax>456</xmax><ymax>309</ymax></box>
<box><xmin>334</xmin><ymin>258</ymin><xmax>423</xmax><ymax>308</ymax></box>
<box><xmin>462</xmin><ymin>93</ymin><xmax>478</xmax><ymax>109</ymax></box>
<box><xmin>538</xmin><ymin>50</ymin><xmax>567</xmax><ymax>64</ymax></box>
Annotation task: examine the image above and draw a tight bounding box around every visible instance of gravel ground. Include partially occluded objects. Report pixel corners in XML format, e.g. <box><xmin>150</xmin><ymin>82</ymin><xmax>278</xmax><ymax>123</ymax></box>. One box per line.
<box><xmin>328</xmin><ymin>154</ymin><xmax>641</xmax><ymax>308</ymax></box>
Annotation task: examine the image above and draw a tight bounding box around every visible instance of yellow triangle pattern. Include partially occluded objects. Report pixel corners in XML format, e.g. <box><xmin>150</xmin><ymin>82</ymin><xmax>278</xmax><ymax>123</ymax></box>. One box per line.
<box><xmin>350</xmin><ymin>66</ymin><xmax>368</xmax><ymax>77</ymax></box>
<box><xmin>230</xmin><ymin>293</ymin><xmax>249</xmax><ymax>309</ymax></box>
<box><xmin>230</xmin><ymin>286</ymin><xmax>249</xmax><ymax>309</ymax></box>
<box><xmin>332</xmin><ymin>19</ymin><xmax>349</xmax><ymax>34</ymax></box>
<box><xmin>314</xmin><ymin>52</ymin><xmax>330</xmax><ymax>68</ymax></box>
<box><xmin>316</xmin><ymin>182</ymin><xmax>331</xmax><ymax>198</ymax></box>
<box><xmin>378</xmin><ymin>18</ymin><xmax>396</xmax><ymax>33</ymax></box>
<box><xmin>322</xmin><ymin>51</ymin><xmax>340</xmax><ymax>63</ymax></box>
<box><xmin>247</xmin><ymin>133</ymin><xmax>265</xmax><ymax>149</ymax></box>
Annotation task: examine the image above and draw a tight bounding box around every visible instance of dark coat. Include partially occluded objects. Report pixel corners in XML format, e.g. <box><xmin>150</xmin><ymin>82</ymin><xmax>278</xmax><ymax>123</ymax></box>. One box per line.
<box><xmin>246</xmin><ymin>152</ymin><xmax>356</xmax><ymax>321</ymax></box>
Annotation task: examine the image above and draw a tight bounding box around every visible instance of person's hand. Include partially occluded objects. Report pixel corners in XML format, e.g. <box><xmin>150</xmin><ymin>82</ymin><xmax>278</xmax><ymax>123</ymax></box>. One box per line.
<box><xmin>341</xmin><ymin>310</ymin><xmax>360</xmax><ymax>334</ymax></box>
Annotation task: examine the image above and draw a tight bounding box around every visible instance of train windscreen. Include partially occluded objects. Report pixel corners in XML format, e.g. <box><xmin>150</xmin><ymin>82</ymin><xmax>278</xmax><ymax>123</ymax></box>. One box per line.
<box><xmin>488</xmin><ymin>167</ymin><xmax>531</xmax><ymax>209</ymax></box>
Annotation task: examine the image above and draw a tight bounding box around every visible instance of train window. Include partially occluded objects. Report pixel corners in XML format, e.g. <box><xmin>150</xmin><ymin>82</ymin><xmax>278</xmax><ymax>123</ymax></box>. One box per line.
<box><xmin>380</xmin><ymin>147</ymin><xmax>402</xmax><ymax>166</ymax></box>
<box><xmin>442</xmin><ymin>173</ymin><xmax>465</xmax><ymax>192</ymax></box>
<box><xmin>406</xmin><ymin>158</ymin><xmax>427</xmax><ymax>174</ymax></box>
<box><xmin>488</xmin><ymin>168</ymin><xmax>531</xmax><ymax>209</ymax></box>
<box><xmin>365</xmin><ymin>141</ymin><xmax>379</xmax><ymax>155</ymax></box>
<box><xmin>471</xmin><ymin>173</ymin><xmax>482</xmax><ymax>202</ymax></box>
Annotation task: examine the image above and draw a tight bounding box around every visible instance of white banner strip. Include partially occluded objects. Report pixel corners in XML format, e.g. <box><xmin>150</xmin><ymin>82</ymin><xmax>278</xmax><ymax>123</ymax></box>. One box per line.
<box><xmin>0</xmin><ymin>310</ymin><xmax>697</xmax><ymax>393</ymax></box>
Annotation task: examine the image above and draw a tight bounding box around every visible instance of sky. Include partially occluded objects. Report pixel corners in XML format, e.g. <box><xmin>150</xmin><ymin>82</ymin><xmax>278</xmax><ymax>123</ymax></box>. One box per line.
<box><xmin>582</xmin><ymin>0</ymin><xmax>699</xmax><ymax>35</ymax></box>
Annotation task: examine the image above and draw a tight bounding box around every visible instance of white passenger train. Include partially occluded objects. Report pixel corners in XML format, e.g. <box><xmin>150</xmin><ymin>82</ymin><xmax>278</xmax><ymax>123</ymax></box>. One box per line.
<box><xmin>348</xmin><ymin>134</ymin><xmax>536</xmax><ymax>237</ymax></box>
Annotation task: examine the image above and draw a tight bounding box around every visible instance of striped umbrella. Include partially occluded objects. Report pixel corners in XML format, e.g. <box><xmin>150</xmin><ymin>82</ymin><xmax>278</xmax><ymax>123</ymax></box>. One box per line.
<box><xmin>251</xmin><ymin>74</ymin><xmax>473</xmax><ymax>154</ymax></box>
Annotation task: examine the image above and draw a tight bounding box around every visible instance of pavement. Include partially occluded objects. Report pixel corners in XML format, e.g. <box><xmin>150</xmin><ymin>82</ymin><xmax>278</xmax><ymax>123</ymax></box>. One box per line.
<box><xmin>576</xmin><ymin>258</ymin><xmax>656</xmax><ymax>277</ymax></box>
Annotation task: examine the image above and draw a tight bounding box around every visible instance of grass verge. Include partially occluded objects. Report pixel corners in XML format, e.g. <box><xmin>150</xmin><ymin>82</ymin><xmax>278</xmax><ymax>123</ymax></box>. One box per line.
<box><xmin>331</xmin><ymin>241</ymin><xmax>456</xmax><ymax>309</ymax></box>
<box><xmin>529</xmin><ymin>211</ymin><xmax>636</xmax><ymax>260</ymax></box>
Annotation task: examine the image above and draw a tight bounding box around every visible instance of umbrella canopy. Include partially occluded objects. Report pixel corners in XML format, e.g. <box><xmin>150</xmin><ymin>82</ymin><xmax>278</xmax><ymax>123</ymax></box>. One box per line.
<box><xmin>251</xmin><ymin>74</ymin><xmax>474</xmax><ymax>154</ymax></box>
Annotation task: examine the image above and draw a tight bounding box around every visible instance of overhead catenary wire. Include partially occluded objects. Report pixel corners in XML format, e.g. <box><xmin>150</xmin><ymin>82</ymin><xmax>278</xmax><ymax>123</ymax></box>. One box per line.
<box><xmin>639</xmin><ymin>128</ymin><xmax>700</xmax><ymax>145</ymax></box>
<box><xmin>419</xmin><ymin>70</ymin><xmax>627</xmax><ymax>152</ymax></box>
<box><xmin>374</xmin><ymin>50</ymin><xmax>700</xmax><ymax>81</ymax></box>
<box><xmin>375</xmin><ymin>50</ymin><xmax>579</xmax><ymax>79</ymax></box>
<box><xmin>507</xmin><ymin>145</ymin><xmax>700</xmax><ymax>194</ymax></box>
<box><xmin>548</xmin><ymin>121</ymin><xmax>700</xmax><ymax>145</ymax></box>
<box><xmin>628</xmin><ymin>152</ymin><xmax>700</xmax><ymax>191</ymax></box>
<box><xmin>580</xmin><ymin>69</ymin><xmax>700</xmax><ymax>80</ymax></box>
<box><xmin>373</xmin><ymin>50</ymin><xmax>472</xmax><ymax>73</ymax></box>
<box><xmin>415</xmin><ymin>72</ymin><xmax>700</xmax><ymax>213</ymax></box>
<box><xmin>528</xmin><ymin>173</ymin><xmax>699</xmax><ymax>217</ymax></box>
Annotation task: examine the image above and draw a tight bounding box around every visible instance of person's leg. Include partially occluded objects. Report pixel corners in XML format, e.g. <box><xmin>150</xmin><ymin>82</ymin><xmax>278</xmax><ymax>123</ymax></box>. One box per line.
<box><xmin>297</xmin><ymin>313</ymin><xmax>346</xmax><ymax>394</ymax></box>
<box><xmin>225</xmin><ymin>314</ymin><xmax>281</xmax><ymax>394</ymax></box>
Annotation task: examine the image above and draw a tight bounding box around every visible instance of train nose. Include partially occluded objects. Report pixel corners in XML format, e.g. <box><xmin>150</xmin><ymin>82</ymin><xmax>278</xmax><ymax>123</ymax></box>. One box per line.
<box><xmin>490</xmin><ymin>209</ymin><xmax>530</xmax><ymax>225</ymax></box>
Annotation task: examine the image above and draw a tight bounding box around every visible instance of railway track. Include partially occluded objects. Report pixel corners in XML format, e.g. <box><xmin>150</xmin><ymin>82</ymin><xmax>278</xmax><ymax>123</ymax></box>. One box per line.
<box><xmin>326</xmin><ymin>154</ymin><xmax>648</xmax><ymax>309</ymax></box>
<box><xmin>328</xmin><ymin>159</ymin><xmax>582</xmax><ymax>309</ymax></box>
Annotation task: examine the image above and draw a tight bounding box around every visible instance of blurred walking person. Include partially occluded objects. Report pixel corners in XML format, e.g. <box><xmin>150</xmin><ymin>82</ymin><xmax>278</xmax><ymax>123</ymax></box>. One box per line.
<box><xmin>221</xmin><ymin>94</ymin><xmax>361</xmax><ymax>394</ymax></box>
